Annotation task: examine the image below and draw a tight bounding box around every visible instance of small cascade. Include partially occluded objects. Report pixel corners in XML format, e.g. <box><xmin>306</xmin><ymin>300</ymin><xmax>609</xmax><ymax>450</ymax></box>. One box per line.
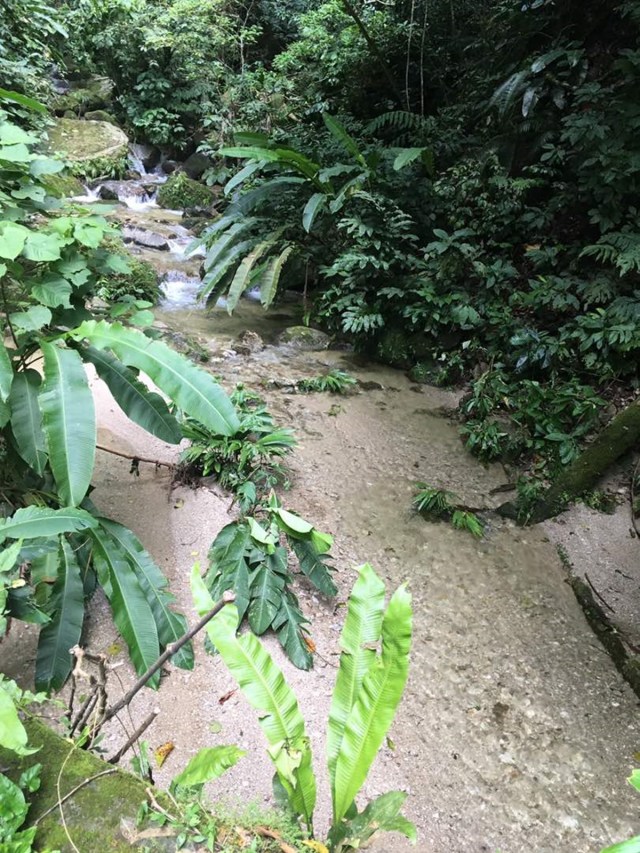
<box><xmin>72</xmin><ymin>184</ymin><xmax>101</xmax><ymax>203</ymax></box>
<box><xmin>160</xmin><ymin>269</ymin><xmax>203</xmax><ymax>310</ymax></box>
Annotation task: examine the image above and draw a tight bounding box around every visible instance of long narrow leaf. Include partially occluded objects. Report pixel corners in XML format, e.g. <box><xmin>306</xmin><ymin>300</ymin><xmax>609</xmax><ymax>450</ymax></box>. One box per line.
<box><xmin>302</xmin><ymin>193</ymin><xmax>327</xmax><ymax>233</ymax></box>
<box><xmin>70</xmin><ymin>321</ymin><xmax>239</xmax><ymax>436</ymax></box>
<box><xmin>81</xmin><ymin>345</ymin><xmax>182</xmax><ymax>444</ymax></box>
<box><xmin>91</xmin><ymin>527</ymin><xmax>160</xmax><ymax>685</ymax></box>
<box><xmin>9</xmin><ymin>370</ymin><xmax>47</xmax><ymax>475</ymax></box>
<box><xmin>224</xmin><ymin>161</ymin><xmax>264</xmax><ymax>196</ymax></box>
<box><xmin>322</xmin><ymin>114</ymin><xmax>367</xmax><ymax>167</ymax></box>
<box><xmin>192</xmin><ymin>569</ymin><xmax>316</xmax><ymax>830</ymax></box>
<box><xmin>0</xmin><ymin>343</ymin><xmax>12</xmax><ymax>402</ymax></box>
<box><xmin>35</xmin><ymin>538</ymin><xmax>84</xmax><ymax>691</ymax></box>
<box><xmin>39</xmin><ymin>342</ymin><xmax>96</xmax><ymax>506</ymax></box>
<box><xmin>333</xmin><ymin>583</ymin><xmax>412</xmax><ymax>822</ymax></box>
<box><xmin>0</xmin><ymin>506</ymin><xmax>97</xmax><ymax>543</ymax></box>
<box><xmin>199</xmin><ymin>238</ymin><xmax>256</xmax><ymax>301</ymax></box>
<box><xmin>226</xmin><ymin>239</ymin><xmax>276</xmax><ymax>313</ymax></box>
<box><xmin>98</xmin><ymin>518</ymin><xmax>193</xmax><ymax>670</ymax></box>
<box><xmin>327</xmin><ymin>564</ymin><xmax>385</xmax><ymax>799</ymax></box>
<box><xmin>259</xmin><ymin>246</ymin><xmax>294</xmax><ymax>309</ymax></box>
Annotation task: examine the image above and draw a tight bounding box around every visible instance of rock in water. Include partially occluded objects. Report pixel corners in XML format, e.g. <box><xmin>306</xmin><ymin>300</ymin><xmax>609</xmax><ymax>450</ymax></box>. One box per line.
<box><xmin>276</xmin><ymin>326</ymin><xmax>330</xmax><ymax>350</ymax></box>
<box><xmin>235</xmin><ymin>330</ymin><xmax>265</xmax><ymax>355</ymax></box>
<box><xmin>122</xmin><ymin>226</ymin><xmax>170</xmax><ymax>251</ymax></box>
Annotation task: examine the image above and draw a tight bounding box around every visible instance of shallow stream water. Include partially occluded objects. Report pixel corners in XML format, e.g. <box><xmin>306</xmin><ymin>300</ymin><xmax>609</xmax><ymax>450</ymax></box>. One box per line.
<box><xmin>5</xmin><ymin>173</ymin><xmax>640</xmax><ymax>852</ymax></box>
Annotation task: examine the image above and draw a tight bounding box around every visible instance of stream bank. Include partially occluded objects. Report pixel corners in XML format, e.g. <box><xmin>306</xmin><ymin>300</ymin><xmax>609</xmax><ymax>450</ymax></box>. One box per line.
<box><xmin>3</xmin><ymin>174</ymin><xmax>640</xmax><ymax>852</ymax></box>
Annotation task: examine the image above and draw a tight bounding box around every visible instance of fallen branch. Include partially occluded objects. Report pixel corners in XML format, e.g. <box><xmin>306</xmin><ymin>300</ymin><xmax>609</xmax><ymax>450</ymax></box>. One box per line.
<box><xmin>96</xmin><ymin>443</ymin><xmax>174</xmax><ymax>471</ymax></box>
<box><xmin>107</xmin><ymin>708</ymin><xmax>160</xmax><ymax>765</ymax></box>
<box><xmin>102</xmin><ymin>591</ymin><xmax>235</xmax><ymax>725</ymax></box>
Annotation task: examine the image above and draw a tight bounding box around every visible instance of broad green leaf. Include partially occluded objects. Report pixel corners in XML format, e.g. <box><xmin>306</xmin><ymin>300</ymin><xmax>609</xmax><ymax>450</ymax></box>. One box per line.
<box><xmin>291</xmin><ymin>538</ymin><xmax>337</xmax><ymax>597</ymax></box>
<box><xmin>40</xmin><ymin>342</ymin><xmax>96</xmax><ymax>507</ymax></box>
<box><xmin>0</xmin><ymin>222</ymin><xmax>29</xmax><ymax>260</ymax></box>
<box><xmin>206</xmin><ymin>521</ymin><xmax>252</xmax><ymax>622</ymax></box>
<box><xmin>192</xmin><ymin>569</ymin><xmax>316</xmax><ymax>830</ymax></box>
<box><xmin>10</xmin><ymin>305</ymin><xmax>52</xmax><ymax>332</ymax></box>
<box><xmin>0</xmin><ymin>683</ymin><xmax>36</xmax><ymax>756</ymax></box>
<box><xmin>601</xmin><ymin>839</ymin><xmax>640</xmax><ymax>853</ymax></box>
<box><xmin>393</xmin><ymin>147</ymin><xmax>427</xmax><ymax>171</ymax></box>
<box><xmin>0</xmin><ymin>124</ymin><xmax>37</xmax><ymax>146</ymax></box>
<box><xmin>272</xmin><ymin>591</ymin><xmax>313</xmax><ymax>671</ymax></box>
<box><xmin>70</xmin><ymin>321</ymin><xmax>239</xmax><ymax>436</ymax></box>
<box><xmin>30</xmin><ymin>158</ymin><xmax>64</xmax><ymax>177</ymax></box>
<box><xmin>0</xmin><ymin>89</ymin><xmax>47</xmax><ymax>113</ymax></box>
<box><xmin>0</xmin><ymin>399</ymin><xmax>8</xmax><ymax>427</ymax></box>
<box><xmin>0</xmin><ymin>540</ymin><xmax>22</xmax><ymax>574</ymax></box>
<box><xmin>0</xmin><ymin>144</ymin><xmax>32</xmax><ymax>163</ymax></box>
<box><xmin>98</xmin><ymin>519</ymin><xmax>193</xmax><ymax>670</ymax></box>
<box><xmin>249</xmin><ymin>517</ymin><xmax>275</xmax><ymax>548</ymax></box>
<box><xmin>172</xmin><ymin>745</ymin><xmax>245</xmax><ymax>788</ymax></box>
<box><xmin>629</xmin><ymin>770</ymin><xmax>640</xmax><ymax>793</ymax></box>
<box><xmin>0</xmin><ymin>507</ymin><xmax>97</xmax><ymax>543</ymax></box>
<box><xmin>259</xmin><ymin>245</ymin><xmax>294</xmax><ymax>309</ymax></box>
<box><xmin>327</xmin><ymin>563</ymin><xmax>385</xmax><ymax>800</ymax></box>
<box><xmin>73</xmin><ymin>221</ymin><xmax>104</xmax><ymax>248</ymax></box>
<box><xmin>328</xmin><ymin>790</ymin><xmax>416</xmax><ymax>850</ymax></box>
<box><xmin>22</xmin><ymin>231</ymin><xmax>65</xmax><ymax>262</ymax></box>
<box><xmin>31</xmin><ymin>275</ymin><xmax>72</xmax><ymax>309</ymax></box>
<box><xmin>322</xmin><ymin>114</ymin><xmax>366</xmax><ymax>167</ymax></box>
<box><xmin>81</xmin><ymin>345</ymin><xmax>182</xmax><ymax>444</ymax></box>
<box><xmin>333</xmin><ymin>582</ymin><xmax>412</xmax><ymax>822</ymax></box>
<box><xmin>248</xmin><ymin>560</ymin><xmax>285</xmax><ymax>635</ymax></box>
<box><xmin>226</xmin><ymin>239</ymin><xmax>275</xmax><ymax>314</ymax></box>
<box><xmin>302</xmin><ymin>193</ymin><xmax>327</xmax><ymax>233</ymax></box>
<box><xmin>200</xmin><ymin>238</ymin><xmax>256</xmax><ymax>301</ymax></box>
<box><xmin>91</xmin><ymin>527</ymin><xmax>161</xmax><ymax>685</ymax></box>
<box><xmin>35</xmin><ymin>539</ymin><xmax>84</xmax><ymax>691</ymax></box>
<box><xmin>224</xmin><ymin>160</ymin><xmax>263</xmax><ymax>196</ymax></box>
<box><xmin>9</xmin><ymin>370</ymin><xmax>47</xmax><ymax>475</ymax></box>
<box><xmin>276</xmin><ymin>508</ymin><xmax>313</xmax><ymax>535</ymax></box>
<box><xmin>0</xmin><ymin>343</ymin><xmax>13</xmax><ymax>402</ymax></box>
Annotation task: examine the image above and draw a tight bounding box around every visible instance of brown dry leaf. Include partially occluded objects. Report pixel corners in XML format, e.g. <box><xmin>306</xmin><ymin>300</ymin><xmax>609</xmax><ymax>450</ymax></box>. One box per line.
<box><xmin>154</xmin><ymin>741</ymin><xmax>175</xmax><ymax>767</ymax></box>
<box><xmin>255</xmin><ymin>828</ymin><xmax>297</xmax><ymax>853</ymax></box>
<box><xmin>303</xmin><ymin>635</ymin><xmax>316</xmax><ymax>653</ymax></box>
<box><xmin>218</xmin><ymin>688</ymin><xmax>237</xmax><ymax>705</ymax></box>
<box><xmin>234</xmin><ymin>826</ymin><xmax>251</xmax><ymax>847</ymax></box>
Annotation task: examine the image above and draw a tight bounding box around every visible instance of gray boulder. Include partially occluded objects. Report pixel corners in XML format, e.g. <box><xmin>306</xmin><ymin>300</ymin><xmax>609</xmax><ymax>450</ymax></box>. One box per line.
<box><xmin>276</xmin><ymin>326</ymin><xmax>330</xmax><ymax>350</ymax></box>
<box><xmin>181</xmin><ymin>152</ymin><xmax>212</xmax><ymax>180</ymax></box>
<box><xmin>123</xmin><ymin>226</ymin><xmax>169</xmax><ymax>251</ymax></box>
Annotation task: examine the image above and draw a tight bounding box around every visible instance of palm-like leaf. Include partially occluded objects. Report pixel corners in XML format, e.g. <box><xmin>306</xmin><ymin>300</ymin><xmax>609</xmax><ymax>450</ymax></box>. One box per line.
<box><xmin>192</xmin><ymin>569</ymin><xmax>316</xmax><ymax>831</ymax></box>
<box><xmin>70</xmin><ymin>320</ymin><xmax>239</xmax><ymax>436</ymax></box>
<box><xmin>35</xmin><ymin>538</ymin><xmax>84</xmax><ymax>691</ymax></box>
<box><xmin>327</xmin><ymin>564</ymin><xmax>385</xmax><ymax>799</ymax></box>
<box><xmin>9</xmin><ymin>370</ymin><xmax>47</xmax><ymax>475</ymax></box>
<box><xmin>332</xmin><ymin>583</ymin><xmax>412</xmax><ymax>822</ymax></box>
<box><xmin>226</xmin><ymin>238</ymin><xmax>277</xmax><ymax>313</ymax></box>
<box><xmin>91</xmin><ymin>527</ymin><xmax>161</xmax><ymax>686</ymax></box>
<box><xmin>98</xmin><ymin>519</ymin><xmax>193</xmax><ymax>670</ymax></box>
<box><xmin>81</xmin><ymin>345</ymin><xmax>182</xmax><ymax>444</ymax></box>
<box><xmin>260</xmin><ymin>246</ymin><xmax>294</xmax><ymax>308</ymax></box>
<box><xmin>0</xmin><ymin>506</ymin><xmax>97</xmax><ymax>543</ymax></box>
<box><xmin>39</xmin><ymin>342</ymin><xmax>96</xmax><ymax>506</ymax></box>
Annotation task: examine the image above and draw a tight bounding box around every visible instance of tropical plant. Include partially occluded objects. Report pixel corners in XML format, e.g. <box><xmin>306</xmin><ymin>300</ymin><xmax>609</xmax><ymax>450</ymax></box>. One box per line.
<box><xmin>0</xmin><ymin>761</ymin><xmax>44</xmax><ymax>852</ymax></box>
<box><xmin>297</xmin><ymin>369</ymin><xmax>357</xmax><ymax>394</ymax></box>
<box><xmin>179</xmin><ymin>384</ymin><xmax>295</xmax><ymax>508</ymax></box>
<box><xmin>204</xmin><ymin>492</ymin><xmax>336</xmax><ymax>669</ymax></box>
<box><xmin>0</xmin><ymin>101</ymin><xmax>239</xmax><ymax>692</ymax></box>
<box><xmin>412</xmin><ymin>484</ymin><xmax>484</xmax><ymax>538</ymax></box>
<box><xmin>192</xmin><ymin>561</ymin><xmax>414</xmax><ymax>849</ymax></box>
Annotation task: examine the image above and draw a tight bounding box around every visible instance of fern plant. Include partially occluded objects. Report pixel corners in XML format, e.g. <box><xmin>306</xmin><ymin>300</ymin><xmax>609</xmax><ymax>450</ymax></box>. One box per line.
<box><xmin>192</xmin><ymin>562</ymin><xmax>415</xmax><ymax>850</ymax></box>
<box><xmin>297</xmin><ymin>370</ymin><xmax>357</xmax><ymax>394</ymax></box>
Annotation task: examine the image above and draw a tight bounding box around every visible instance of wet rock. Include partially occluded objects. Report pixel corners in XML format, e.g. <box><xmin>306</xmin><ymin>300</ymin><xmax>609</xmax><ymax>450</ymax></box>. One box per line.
<box><xmin>130</xmin><ymin>142</ymin><xmax>160</xmax><ymax>172</ymax></box>
<box><xmin>85</xmin><ymin>109</ymin><xmax>117</xmax><ymax>124</ymax></box>
<box><xmin>276</xmin><ymin>326</ymin><xmax>330</xmax><ymax>350</ymax></box>
<box><xmin>123</xmin><ymin>226</ymin><xmax>169</xmax><ymax>251</ymax></box>
<box><xmin>98</xmin><ymin>181</ymin><xmax>148</xmax><ymax>201</ymax></box>
<box><xmin>161</xmin><ymin>159</ymin><xmax>179</xmax><ymax>175</ymax></box>
<box><xmin>235</xmin><ymin>330</ymin><xmax>265</xmax><ymax>355</ymax></box>
<box><xmin>46</xmin><ymin>119</ymin><xmax>128</xmax><ymax>164</ymax></box>
<box><xmin>358</xmin><ymin>379</ymin><xmax>384</xmax><ymax>391</ymax></box>
<box><xmin>182</xmin><ymin>152</ymin><xmax>213</xmax><ymax>180</ymax></box>
<box><xmin>52</xmin><ymin>75</ymin><xmax>114</xmax><ymax>115</ymax></box>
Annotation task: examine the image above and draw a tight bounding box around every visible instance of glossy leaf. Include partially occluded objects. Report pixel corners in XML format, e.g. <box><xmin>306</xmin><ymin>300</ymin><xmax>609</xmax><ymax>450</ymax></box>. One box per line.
<box><xmin>192</xmin><ymin>569</ymin><xmax>316</xmax><ymax>830</ymax></box>
<box><xmin>333</xmin><ymin>582</ymin><xmax>412</xmax><ymax>822</ymax></box>
<box><xmin>81</xmin><ymin>345</ymin><xmax>182</xmax><ymax>444</ymax></box>
<box><xmin>98</xmin><ymin>519</ymin><xmax>193</xmax><ymax>670</ymax></box>
<box><xmin>248</xmin><ymin>559</ymin><xmax>285</xmax><ymax>635</ymax></box>
<box><xmin>0</xmin><ymin>506</ymin><xmax>97</xmax><ymax>544</ymax></box>
<box><xmin>206</xmin><ymin>521</ymin><xmax>252</xmax><ymax>622</ymax></box>
<box><xmin>70</xmin><ymin>320</ymin><xmax>239</xmax><ymax>436</ymax></box>
<box><xmin>9</xmin><ymin>370</ymin><xmax>47</xmax><ymax>475</ymax></box>
<box><xmin>291</xmin><ymin>538</ymin><xmax>337</xmax><ymax>597</ymax></box>
<box><xmin>272</xmin><ymin>590</ymin><xmax>313</xmax><ymax>671</ymax></box>
<box><xmin>172</xmin><ymin>745</ymin><xmax>246</xmax><ymax>788</ymax></box>
<box><xmin>39</xmin><ymin>342</ymin><xmax>96</xmax><ymax>506</ymax></box>
<box><xmin>327</xmin><ymin>564</ymin><xmax>385</xmax><ymax>801</ymax></box>
<box><xmin>35</xmin><ymin>539</ymin><xmax>84</xmax><ymax>691</ymax></box>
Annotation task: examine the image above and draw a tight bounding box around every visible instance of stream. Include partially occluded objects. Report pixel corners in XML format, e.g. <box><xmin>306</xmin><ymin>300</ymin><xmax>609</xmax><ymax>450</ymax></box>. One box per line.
<box><xmin>4</xmin><ymin>168</ymin><xmax>640</xmax><ymax>851</ymax></box>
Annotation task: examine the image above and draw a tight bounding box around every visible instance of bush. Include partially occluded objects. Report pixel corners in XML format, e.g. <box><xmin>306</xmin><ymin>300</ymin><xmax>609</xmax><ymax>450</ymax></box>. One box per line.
<box><xmin>98</xmin><ymin>255</ymin><xmax>161</xmax><ymax>304</ymax></box>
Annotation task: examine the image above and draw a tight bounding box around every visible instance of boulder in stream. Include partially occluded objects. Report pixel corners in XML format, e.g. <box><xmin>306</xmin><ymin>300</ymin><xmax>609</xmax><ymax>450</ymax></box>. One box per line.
<box><xmin>122</xmin><ymin>225</ymin><xmax>170</xmax><ymax>251</ymax></box>
<box><xmin>46</xmin><ymin>118</ymin><xmax>129</xmax><ymax>173</ymax></box>
<box><xmin>276</xmin><ymin>326</ymin><xmax>330</xmax><ymax>350</ymax></box>
<box><xmin>235</xmin><ymin>330</ymin><xmax>265</xmax><ymax>355</ymax></box>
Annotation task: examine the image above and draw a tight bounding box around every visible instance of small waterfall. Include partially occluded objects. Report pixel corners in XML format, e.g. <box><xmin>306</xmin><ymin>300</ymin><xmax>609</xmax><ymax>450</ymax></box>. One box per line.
<box><xmin>72</xmin><ymin>184</ymin><xmax>101</xmax><ymax>203</ymax></box>
<box><xmin>160</xmin><ymin>270</ymin><xmax>203</xmax><ymax>310</ymax></box>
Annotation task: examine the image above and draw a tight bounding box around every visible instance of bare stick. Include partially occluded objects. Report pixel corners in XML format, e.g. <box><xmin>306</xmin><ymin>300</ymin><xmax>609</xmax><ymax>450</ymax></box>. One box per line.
<box><xmin>631</xmin><ymin>457</ymin><xmax>640</xmax><ymax>539</ymax></box>
<box><xmin>96</xmin><ymin>444</ymin><xmax>174</xmax><ymax>470</ymax></box>
<box><xmin>107</xmin><ymin>709</ymin><xmax>160</xmax><ymax>765</ymax></box>
<box><xmin>34</xmin><ymin>768</ymin><xmax>118</xmax><ymax>825</ymax></box>
<box><xmin>146</xmin><ymin>786</ymin><xmax>177</xmax><ymax>823</ymax></box>
<box><xmin>585</xmin><ymin>572</ymin><xmax>615</xmax><ymax>613</ymax></box>
<box><xmin>102</xmin><ymin>592</ymin><xmax>235</xmax><ymax>725</ymax></box>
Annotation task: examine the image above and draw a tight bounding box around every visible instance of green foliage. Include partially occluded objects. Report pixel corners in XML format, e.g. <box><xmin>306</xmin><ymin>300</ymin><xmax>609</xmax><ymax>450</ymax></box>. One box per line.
<box><xmin>0</xmin><ymin>762</ymin><xmax>43</xmax><ymax>852</ymax></box>
<box><xmin>413</xmin><ymin>484</ymin><xmax>484</xmax><ymax>538</ymax></box>
<box><xmin>180</xmin><ymin>384</ymin><xmax>295</xmax><ymax>506</ymax></box>
<box><xmin>192</xmin><ymin>562</ymin><xmax>415</xmax><ymax>850</ymax></box>
<box><xmin>0</xmin><ymin>108</ymin><xmax>239</xmax><ymax>692</ymax></box>
<box><xmin>156</xmin><ymin>173</ymin><xmax>213</xmax><ymax>211</ymax></box>
<box><xmin>297</xmin><ymin>370</ymin><xmax>357</xmax><ymax>394</ymax></box>
<box><xmin>97</xmin><ymin>253</ymin><xmax>160</xmax><ymax>305</ymax></box>
<box><xmin>204</xmin><ymin>492</ymin><xmax>336</xmax><ymax>669</ymax></box>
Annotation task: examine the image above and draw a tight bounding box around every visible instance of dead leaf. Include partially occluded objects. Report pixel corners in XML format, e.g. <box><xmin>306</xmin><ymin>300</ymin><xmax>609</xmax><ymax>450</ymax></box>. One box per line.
<box><xmin>173</xmin><ymin>498</ymin><xmax>184</xmax><ymax>509</ymax></box>
<box><xmin>303</xmin><ymin>635</ymin><xmax>316</xmax><ymax>653</ymax></box>
<box><xmin>255</xmin><ymin>827</ymin><xmax>297</xmax><ymax>853</ymax></box>
<box><xmin>386</xmin><ymin>736</ymin><xmax>396</xmax><ymax>750</ymax></box>
<box><xmin>218</xmin><ymin>688</ymin><xmax>237</xmax><ymax>705</ymax></box>
<box><xmin>235</xmin><ymin>826</ymin><xmax>251</xmax><ymax>847</ymax></box>
<box><xmin>154</xmin><ymin>741</ymin><xmax>175</xmax><ymax>767</ymax></box>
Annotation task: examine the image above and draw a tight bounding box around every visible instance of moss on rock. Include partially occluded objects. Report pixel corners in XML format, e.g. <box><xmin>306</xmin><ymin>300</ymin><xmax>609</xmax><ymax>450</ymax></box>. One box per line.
<box><xmin>40</xmin><ymin>172</ymin><xmax>85</xmax><ymax>198</ymax></box>
<box><xmin>157</xmin><ymin>172</ymin><xmax>213</xmax><ymax>211</ymax></box>
<box><xmin>275</xmin><ymin>326</ymin><xmax>330</xmax><ymax>350</ymax></box>
<box><xmin>47</xmin><ymin>119</ymin><xmax>129</xmax><ymax>181</ymax></box>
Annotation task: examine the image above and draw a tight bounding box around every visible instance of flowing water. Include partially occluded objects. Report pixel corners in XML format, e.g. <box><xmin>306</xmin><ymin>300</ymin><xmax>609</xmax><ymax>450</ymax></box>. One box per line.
<box><xmin>6</xmin><ymin>168</ymin><xmax>639</xmax><ymax>852</ymax></box>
